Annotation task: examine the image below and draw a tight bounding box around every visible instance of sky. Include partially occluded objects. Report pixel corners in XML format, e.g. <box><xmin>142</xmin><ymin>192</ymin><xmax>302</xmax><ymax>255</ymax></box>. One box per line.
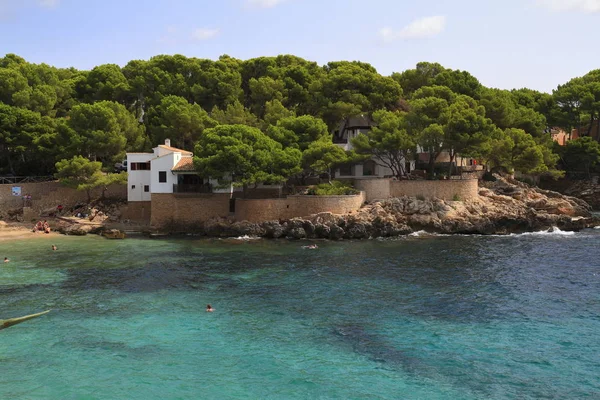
<box><xmin>0</xmin><ymin>0</ymin><xmax>599</xmax><ymax>93</ymax></box>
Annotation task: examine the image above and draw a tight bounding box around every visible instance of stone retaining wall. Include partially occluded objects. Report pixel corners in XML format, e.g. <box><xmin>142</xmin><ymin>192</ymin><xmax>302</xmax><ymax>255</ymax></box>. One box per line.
<box><xmin>120</xmin><ymin>201</ymin><xmax>152</xmax><ymax>223</ymax></box>
<box><xmin>0</xmin><ymin>182</ymin><xmax>127</xmax><ymax>214</ymax></box>
<box><xmin>390</xmin><ymin>179</ymin><xmax>478</xmax><ymax>201</ymax></box>
<box><xmin>151</xmin><ymin>193</ymin><xmax>231</xmax><ymax>227</ymax></box>
<box><xmin>235</xmin><ymin>192</ymin><xmax>366</xmax><ymax>223</ymax></box>
<box><xmin>354</xmin><ymin>179</ymin><xmax>391</xmax><ymax>201</ymax></box>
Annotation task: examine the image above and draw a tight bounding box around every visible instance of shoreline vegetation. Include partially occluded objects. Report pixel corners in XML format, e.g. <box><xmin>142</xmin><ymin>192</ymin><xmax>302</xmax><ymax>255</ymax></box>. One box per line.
<box><xmin>2</xmin><ymin>54</ymin><xmax>600</xmax><ymax>239</ymax></box>
<box><xmin>1</xmin><ymin>53</ymin><xmax>600</xmax><ymax>194</ymax></box>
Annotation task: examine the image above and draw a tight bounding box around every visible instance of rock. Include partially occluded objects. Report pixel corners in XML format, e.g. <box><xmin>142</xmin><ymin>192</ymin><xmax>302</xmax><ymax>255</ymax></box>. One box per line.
<box><xmin>262</xmin><ymin>221</ymin><xmax>286</xmax><ymax>239</ymax></box>
<box><xmin>102</xmin><ymin>229</ymin><xmax>126</xmax><ymax>239</ymax></box>
<box><xmin>344</xmin><ymin>221</ymin><xmax>370</xmax><ymax>239</ymax></box>
<box><xmin>287</xmin><ymin>227</ymin><xmax>306</xmax><ymax>240</ymax></box>
<box><xmin>231</xmin><ymin>221</ymin><xmax>265</xmax><ymax>237</ymax></box>
<box><xmin>62</xmin><ymin>224</ymin><xmax>96</xmax><ymax>236</ymax></box>
<box><xmin>328</xmin><ymin>225</ymin><xmax>345</xmax><ymax>240</ymax></box>
<box><xmin>314</xmin><ymin>223</ymin><xmax>331</xmax><ymax>238</ymax></box>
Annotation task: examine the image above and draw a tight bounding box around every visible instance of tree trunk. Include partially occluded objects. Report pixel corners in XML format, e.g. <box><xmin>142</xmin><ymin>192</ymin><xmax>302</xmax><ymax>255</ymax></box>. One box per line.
<box><xmin>587</xmin><ymin>114</ymin><xmax>597</xmax><ymax>138</ymax></box>
<box><xmin>242</xmin><ymin>183</ymin><xmax>248</xmax><ymax>199</ymax></box>
<box><xmin>448</xmin><ymin>151</ymin><xmax>455</xmax><ymax>178</ymax></box>
<box><xmin>428</xmin><ymin>152</ymin><xmax>436</xmax><ymax>179</ymax></box>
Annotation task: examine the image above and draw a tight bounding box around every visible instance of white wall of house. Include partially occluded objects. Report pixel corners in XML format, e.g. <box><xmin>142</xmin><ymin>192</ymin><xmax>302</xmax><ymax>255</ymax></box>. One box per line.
<box><xmin>335</xmin><ymin>158</ymin><xmax>414</xmax><ymax>179</ymax></box>
<box><xmin>127</xmin><ymin>153</ymin><xmax>153</xmax><ymax>202</ymax></box>
<box><xmin>151</xmin><ymin>153</ymin><xmax>178</xmax><ymax>193</ymax></box>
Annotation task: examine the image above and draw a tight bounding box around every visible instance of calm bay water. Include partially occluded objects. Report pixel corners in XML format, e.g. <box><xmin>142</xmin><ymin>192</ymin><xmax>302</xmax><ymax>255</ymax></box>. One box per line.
<box><xmin>1</xmin><ymin>230</ymin><xmax>599</xmax><ymax>399</ymax></box>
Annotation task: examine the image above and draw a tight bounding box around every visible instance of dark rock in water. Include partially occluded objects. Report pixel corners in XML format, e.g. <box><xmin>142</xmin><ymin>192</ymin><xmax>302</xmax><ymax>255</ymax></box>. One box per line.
<box><xmin>287</xmin><ymin>227</ymin><xmax>306</xmax><ymax>240</ymax></box>
<box><xmin>102</xmin><ymin>229</ymin><xmax>126</xmax><ymax>239</ymax></box>
<box><xmin>262</xmin><ymin>221</ymin><xmax>285</xmax><ymax>239</ymax></box>
<box><xmin>344</xmin><ymin>221</ymin><xmax>370</xmax><ymax>239</ymax></box>
<box><xmin>231</xmin><ymin>221</ymin><xmax>265</xmax><ymax>237</ymax></box>
<box><xmin>314</xmin><ymin>223</ymin><xmax>331</xmax><ymax>239</ymax></box>
<box><xmin>301</xmin><ymin>220</ymin><xmax>316</xmax><ymax>238</ymax></box>
<box><xmin>329</xmin><ymin>225</ymin><xmax>345</xmax><ymax>240</ymax></box>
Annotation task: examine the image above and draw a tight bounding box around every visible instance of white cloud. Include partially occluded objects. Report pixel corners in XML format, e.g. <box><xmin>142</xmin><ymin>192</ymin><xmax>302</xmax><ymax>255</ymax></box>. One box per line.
<box><xmin>379</xmin><ymin>16</ymin><xmax>446</xmax><ymax>42</ymax></box>
<box><xmin>191</xmin><ymin>28</ymin><xmax>219</xmax><ymax>41</ymax></box>
<box><xmin>535</xmin><ymin>0</ymin><xmax>600</xmax><ymax>13</ymax></box>
<box><xmin>0</xmin><ymin>0</ymin><xmax>58</xmax><ymax>20</ymax></box>
<box><xmin>38</xmin><ymin>0</ymin><xmax>59</xmax><ymax>8</ymax></box>
<box><xmin>246</xmin><ymin>0</ymin><xmax>287</xmax><ymax>9</ymax></box>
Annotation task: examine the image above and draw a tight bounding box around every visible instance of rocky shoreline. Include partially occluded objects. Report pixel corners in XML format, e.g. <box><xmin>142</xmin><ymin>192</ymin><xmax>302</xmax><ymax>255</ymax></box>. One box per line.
<box><xmin>11</xmin><ymin>175</ymin><xmax>593</xmax><ymax>240</ymax></box>
<box><xmin>155</xmin><ymin>176</ymin><xmax>598</xmax><ymax>240</ymax></box>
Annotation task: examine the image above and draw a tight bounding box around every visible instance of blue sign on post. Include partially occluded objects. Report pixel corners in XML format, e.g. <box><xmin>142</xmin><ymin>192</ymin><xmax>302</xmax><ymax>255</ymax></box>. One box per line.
<box><xmin>11</xmin><ymin>186</ymin><xmax>21</xmax><ymax>196</ymax></box>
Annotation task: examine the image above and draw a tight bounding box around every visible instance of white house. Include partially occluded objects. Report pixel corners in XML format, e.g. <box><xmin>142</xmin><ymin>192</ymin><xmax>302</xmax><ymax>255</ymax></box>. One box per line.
<box><xmin>333</xmin><ymin>115</ymin><xmax>415</xmax><ymax>179</ymax></box>
<box><xmin>127</xmin><ymin>139</ymin><xmax>217</xmax><ymax>203</ymax></box>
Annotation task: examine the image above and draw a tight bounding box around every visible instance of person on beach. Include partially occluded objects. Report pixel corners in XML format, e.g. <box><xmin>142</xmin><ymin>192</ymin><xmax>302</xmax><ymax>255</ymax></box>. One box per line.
<box><xmin>4</xmin><ymin>257</ymin><xmax>9</xmax><ymax>263</ymax></box>
<box><xmin>33</xmin><ymin>220</ymin><xmax>43</xmax><ymax>232</ymax></box>
<box><xmin>52</xmin><ymin>245</ymin><xmax>57</xmax><ymax>251</ymax></box>
<box><xmin>206</xmin><ymin>304</ymin><xmax>214</xmax><ymax>312</ymax></box>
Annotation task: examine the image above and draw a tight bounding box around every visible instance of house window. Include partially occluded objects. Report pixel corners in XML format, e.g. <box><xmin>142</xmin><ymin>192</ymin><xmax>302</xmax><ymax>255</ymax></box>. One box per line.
<box><xmin>158</xmin><ymin>171</ymin><xmax>167</xmax><ymax>183</ymax></box>
<box><xmin>363</xmin><ymin>160</ymin><xmax>377</xmax><ymax>176</ymax></box>
<box><xmin>144</xmin><ymin>185</ymin><xmax>150</xmax><ymax>192</ymax></box>
<box><xmin>131</xmin><ymin>185</ymin><xmax>135</xmax><ymax>189</ymax></box>
<box><xmin>130</xmin><ymin>162</ymin><xmax>150</xmax><ymax>171</ymax></box>
<box><xmin>338</xmin><ymin>163</ymin><xmax>354</xmax><ymax>176</ymax></box>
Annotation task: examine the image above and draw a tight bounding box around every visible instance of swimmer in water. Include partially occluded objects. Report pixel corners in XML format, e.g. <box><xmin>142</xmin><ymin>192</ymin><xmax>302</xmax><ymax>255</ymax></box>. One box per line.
<box><xmin>52</xmin><ymin>245</ymin><xmax>57</xmax><ymax>251</ymax></box>
<box><xmin>4</xmin><ymin>257</ymin><xmax>9</xmax><ymax>263</ymax></box>
<box><xmin>206</xmin><ymin>304</ymin><xmax>214</xmax><ymax>312</ymax></box>
<box><xmin>303</xmin><ymin>244</ymin><xmax>318</xmax><ymax>249</ymax></box>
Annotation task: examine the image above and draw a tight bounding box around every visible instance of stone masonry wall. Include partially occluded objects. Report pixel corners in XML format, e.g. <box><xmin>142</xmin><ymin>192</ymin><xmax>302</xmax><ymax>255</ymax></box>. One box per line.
<box><xmin>151</xmin><ymin>193</ymin><xmax>231</xmax><ymax>227</ymax></box>
<box><xmin>120</xmin><ymin>201</ymin><xmax>152</xmax><ymax>223</ymax></box>
<box><xmin>354</xmin><ymin>179</ymin><xmax>391</xmax><ymax>202</ymax></box>
<box><xmin>0</xmin><ymin>182</ymin><xmax>127</xmax><ymax>214</ymax></box>
<box><xmin>390</xmin><ymin>179</ymin><xmax>478</xmax><ymax>201</ymax></box>
<box><xmin>235</xmin><ymin>192</ymin><xmax>366</xmax><ymax>223</ymax></box>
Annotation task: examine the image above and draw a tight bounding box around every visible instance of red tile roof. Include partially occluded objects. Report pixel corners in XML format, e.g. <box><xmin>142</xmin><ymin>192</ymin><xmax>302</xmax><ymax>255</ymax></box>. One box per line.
<box><xmin>158</xmin><ymin>145</ymin><xmax>193</xmax><ymax>155</ymax></box>
<box><xmin>172</xmin><ymin>157</ymin><xmax>196</xmax><ymax>172</ymax></box>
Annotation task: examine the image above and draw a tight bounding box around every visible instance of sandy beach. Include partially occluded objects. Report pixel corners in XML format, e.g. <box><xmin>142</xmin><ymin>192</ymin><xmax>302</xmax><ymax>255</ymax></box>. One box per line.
<box><xmin>0</xmin><ymin>221</ymin><xmax>61</xmax><ymax>242</ymax></box>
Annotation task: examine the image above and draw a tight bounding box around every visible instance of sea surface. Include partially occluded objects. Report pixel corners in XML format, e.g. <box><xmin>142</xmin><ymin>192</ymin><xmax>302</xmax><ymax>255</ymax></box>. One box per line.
<box><xmin>1</xmin><ymin>229</ymin><xmax>599</xmax><ymax>399</ymax></box>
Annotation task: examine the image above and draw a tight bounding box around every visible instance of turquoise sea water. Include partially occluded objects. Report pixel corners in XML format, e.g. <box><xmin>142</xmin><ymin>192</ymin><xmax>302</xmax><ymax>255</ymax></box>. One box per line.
<box><xmin>1</xmin><ymin>230</ymin><xmax>599</xmax><ymax>399</ymax></box>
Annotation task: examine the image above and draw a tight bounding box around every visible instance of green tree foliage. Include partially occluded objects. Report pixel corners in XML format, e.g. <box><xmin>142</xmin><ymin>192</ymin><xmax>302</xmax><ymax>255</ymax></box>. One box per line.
<box><xmin>55</xmin><ymin>156</ymin><xmax>127</xmax><ymax>201</ymax></box>
<box><xmin>210</xmin><ymin>101</ymin><xmax>259</xmax><ymax>127</ymax></box>
<box><xmin>351</xmin><ymin>110</ymin><xmax>415</xmax><ymax>178</ymax></box>
<box><xmin>267</xmin><ymin>115</ymin><xmax>345</xmax><ymax>182</ymax></box>
<box><xmin>407</xmin><ymin>86</ymin><xmax>455</xmax><ymax>175</ymax></box>
<box><xmin>193</xmin><ymin>124</ymin><xmax>301</xmax><ymax>195</ymax></box>
<box><xmin>2</xmin><ymin>53</ymin><xmax>600</xmax><ymax>182</ymax></box>
<box><xmin>553</xmin><ymin>70</ymin><xmax>600</xmax><ymax>134</ymax></box>
<box><xmin>66</xmin><ymin>102</ymin><xmax>140</xmax><ymax>165</ymax></box>
<box><xmin>486</xmin><ymin>129</ymin><xmax>549</xmax><ymax>175</ymax></box>
<box><xmin>316</xmin><ymin>61</ymin><xmax>402</xmax><ymax>126</ymax></box>
<box><xmin>76</xmin><ymin>64</ymin><xmax>130</xmax><ymax>104</ymax></box>
<box><xmin>558</xmin><ymin>137</ymin><xmax>600</xmax><ymax>177</ymax></box>
<box><xmin>440</xmin><ymin>95</ymin><xmax>494</xmax><ymax>175</ymax></box>
<box><xmin>302</xmin><ymin>139</ymin><xmax>348</xmax><ymax>182</ymax></box>
<box><xmin>147</xmin><ymin>95</ymin><xmax>215</xmax><ymax>150</ymax></box>
<box><xmin>262</xmin><ymin>99</ymin><xmax>295</xmax><ymax>128</ymax></box>
<box><xmin>0</xmin><ymin>103</ymin><xmax>54</xmax><ymax>175</ymax></box>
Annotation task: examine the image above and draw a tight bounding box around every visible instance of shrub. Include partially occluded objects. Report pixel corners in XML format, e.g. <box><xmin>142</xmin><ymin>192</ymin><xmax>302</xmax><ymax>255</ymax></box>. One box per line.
<box><xmin>452</xmin><ymin>193</ymin><xmax>461</xmax><ymax>201</ymax></box>
<box><xmin>416</xmin><ymin>194</ymin><xmax>426</xmax><ymax>201</ymax></box>
<box><xmin>306</xmin><ymin>181</ymin><xmax>359</xmax><ymax>196</ymax></box>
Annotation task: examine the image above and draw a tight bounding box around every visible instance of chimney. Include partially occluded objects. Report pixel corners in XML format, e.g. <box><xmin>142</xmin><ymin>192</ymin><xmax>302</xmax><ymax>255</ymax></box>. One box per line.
<box><xmin>165</xmin><ymin>138</ymin><xmax>171</xmax><ymax>147</ymax></box>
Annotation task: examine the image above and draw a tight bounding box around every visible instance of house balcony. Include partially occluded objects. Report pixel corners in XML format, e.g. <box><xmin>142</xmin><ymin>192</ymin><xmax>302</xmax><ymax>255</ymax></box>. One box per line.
<box><xmin>172</xmin><ymin>183</ymin><xmax>213</xmax><ymax>193</ymax></box>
